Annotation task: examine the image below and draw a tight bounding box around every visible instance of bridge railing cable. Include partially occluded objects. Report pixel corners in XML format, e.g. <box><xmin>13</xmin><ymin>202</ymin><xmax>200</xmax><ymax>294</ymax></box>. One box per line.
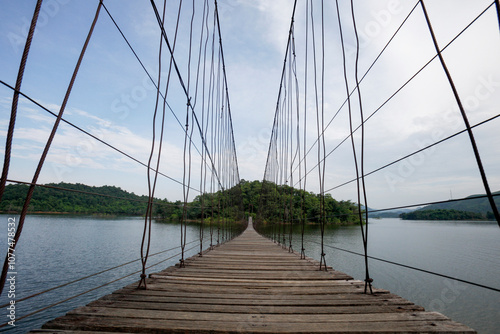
<box><xmin>0</xmin><ymin>240</ymin><xmax>198</xmax><ymax>311</ymax></box>
<box><xmin>0</xmin><ymin>241</ymin><xmax>204</xmax><ymax>329</ymax></box>
<box><xmin>307</xmin><ymin>239</ymin><xmax>500</xmax><ymax>294</ymax></box>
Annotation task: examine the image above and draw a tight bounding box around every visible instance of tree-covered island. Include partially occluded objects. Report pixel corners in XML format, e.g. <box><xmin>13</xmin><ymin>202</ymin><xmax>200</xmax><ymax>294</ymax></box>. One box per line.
<box><xmin>0</xmin><ymin>180</ymin><xmax>362</xmax><ymax>225</ymax></box>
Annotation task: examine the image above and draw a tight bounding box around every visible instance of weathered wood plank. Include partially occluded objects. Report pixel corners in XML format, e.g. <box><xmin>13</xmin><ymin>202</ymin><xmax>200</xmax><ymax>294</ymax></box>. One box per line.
<box><xmin>139</xmin><ymin>284</ymin><xmax>387</xmax><ymax>295</ymax></box>
<box><xmin>96</xmin><ymin>293</ymin><xmax>416</xmax><ymax>307</ymax></box>
<box><xmin>31</xmin><ymin>331</ymin><xmax>133</xmax><ymax>334</ymax></box>
<box><xmin>112</xmin><ymin>289</ymin><xmax>393</xmax><ymax>301</ymax></box>
<box><xmin>86</xmin><ymin>299</ymin><xmax>426</xmax><ymax>314</ymax></box>
<box><xmin>162</xmin><ymin>271</ymin><xmax>351</xmax><ymax>280</ymax></box>
<box><xmin>43</xmin><ymin>315</ymin><xmax>475</xmax><ymax>333</ymax></box>
<box><xmin>69</xmin><ymin>307</ymin><xmax>450</xmax><ymax>323</ymax></box>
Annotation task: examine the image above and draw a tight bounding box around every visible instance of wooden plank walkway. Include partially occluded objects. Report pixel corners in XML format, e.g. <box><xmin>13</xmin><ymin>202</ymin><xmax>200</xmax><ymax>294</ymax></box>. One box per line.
<box><xmin>34</xmin><ymin>222</ymin><xmax>475</xmax><ymax>333</ymax></box>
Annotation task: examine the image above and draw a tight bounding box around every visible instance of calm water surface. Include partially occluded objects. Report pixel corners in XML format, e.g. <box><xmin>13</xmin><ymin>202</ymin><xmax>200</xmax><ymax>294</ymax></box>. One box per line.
<box><xmin>258</xmin><ymin>218</ymin><xmax>500</xmax><ymax>334</ymax></box>
<box><xmin>0</xmin><ymin>215</ymin><xmax>498</xmax><ymax>333</ymax></box>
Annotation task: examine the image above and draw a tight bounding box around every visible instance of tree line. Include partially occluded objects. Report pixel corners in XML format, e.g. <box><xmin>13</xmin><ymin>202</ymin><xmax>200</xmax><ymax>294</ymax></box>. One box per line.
<box><xmin>399</xmin><ymin>209</ymin><xmax>493</xmax><ymax>221</ymax></box>
<box><xmin>0</xmin><ymin>183</ymin><xmax>149</xmax><ymax>215</ymax></box>
<box><xmin>0</xmin><ymin>181</ymin><xmax>361</xmax><ymax>225</ymax></box>
<box><xmin>254</xmin><ymin>180</ymin><xmax>361</xmax><ymax>225</ymax></box>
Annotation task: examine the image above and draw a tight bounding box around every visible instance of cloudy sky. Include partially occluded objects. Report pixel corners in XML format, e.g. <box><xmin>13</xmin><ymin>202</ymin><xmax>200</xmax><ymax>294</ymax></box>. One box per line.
<box><xmin>1</xmin><ymin>0</ymin><xmax>499</xmax><ymax>210</ymax></box>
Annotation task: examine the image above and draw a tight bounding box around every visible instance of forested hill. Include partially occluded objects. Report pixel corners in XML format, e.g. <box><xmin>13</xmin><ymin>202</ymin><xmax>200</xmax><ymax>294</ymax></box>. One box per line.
<box><xmin>398</xmin><ymin>191</ymin><xmax>500</xmax><ymax>221</ymax></box>
<box><xmin>399</xmin><ymin>209</ymin><xmax>491</xmax><ymax>221</ymax></box>
<box><xmin>0</xmin><ymin>183</ymin><xmax>149</xmax><ymax>215</ymax></box>
<box><xmin>418</xmin><ymin>191</ymin><xmax>500</xmax><ymax>214</ymax></box>
<box><xmin>154</xmin><ymin>180</ymin><xmax>361</xmax><ymax>225</ymax></box>
<box><xmin>237</xmin><ymin>180</ymin><xmax>361</xmax><ymax>225</ymax></box>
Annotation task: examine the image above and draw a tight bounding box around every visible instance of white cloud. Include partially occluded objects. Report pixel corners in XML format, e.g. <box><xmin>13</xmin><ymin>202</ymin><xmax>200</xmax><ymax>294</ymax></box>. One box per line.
<box><xmin>238</xmin><ymin>0</ymin><xmax>294</xmax><ymax>52</ymax></box>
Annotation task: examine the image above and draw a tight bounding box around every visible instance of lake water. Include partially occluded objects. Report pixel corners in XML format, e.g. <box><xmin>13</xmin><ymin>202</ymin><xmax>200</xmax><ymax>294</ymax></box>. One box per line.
<box><xmin>0</xmin><ymin>215</ymin><xmax>498</xmax><ymax>333</ymax></box>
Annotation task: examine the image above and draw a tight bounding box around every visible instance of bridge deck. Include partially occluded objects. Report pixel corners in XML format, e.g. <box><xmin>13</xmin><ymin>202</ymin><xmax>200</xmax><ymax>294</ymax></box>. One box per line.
<box><xmin>34</xmin><ymin>223</ymin><xmax>475</xmax><ymax>333</ymax></box>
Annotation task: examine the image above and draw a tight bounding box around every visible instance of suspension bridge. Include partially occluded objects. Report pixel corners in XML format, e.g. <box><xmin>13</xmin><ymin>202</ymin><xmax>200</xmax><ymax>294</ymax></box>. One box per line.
<box><xmin>29</xmin><ymin>219</ymin><xmax>475</xmax><ymax>333</ymax></box>
<box><xmin>0</xmin><ymin>0</ymin><xmax>499</xmax><ymax>332</ymax></box>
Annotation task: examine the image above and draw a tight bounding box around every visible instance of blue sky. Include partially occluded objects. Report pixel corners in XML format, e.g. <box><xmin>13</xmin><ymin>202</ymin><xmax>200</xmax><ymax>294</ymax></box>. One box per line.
<box><xmin>1</xmin><ymin>0</ymin><xmax>499</xmax><ymax>209</ymax></box>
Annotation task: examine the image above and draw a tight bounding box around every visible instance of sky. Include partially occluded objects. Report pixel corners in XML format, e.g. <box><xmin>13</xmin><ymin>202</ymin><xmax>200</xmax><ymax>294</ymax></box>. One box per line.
<box><xmin>0</xmin><ymin>0</ymin><xmax>499</xmax><ymax>210</ymax></box>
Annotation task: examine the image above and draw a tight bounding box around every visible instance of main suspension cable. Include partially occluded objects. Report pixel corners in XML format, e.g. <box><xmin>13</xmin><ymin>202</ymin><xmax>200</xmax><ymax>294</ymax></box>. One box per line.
<box><xmin>420</xmin><ymin>0</ymin><xmax>500</xmax><ymax>226</ymax></box>
<box><xmin>0</xmin><ymin>0</ymin><xmax>44</xmax><ymax>206</ymax></box>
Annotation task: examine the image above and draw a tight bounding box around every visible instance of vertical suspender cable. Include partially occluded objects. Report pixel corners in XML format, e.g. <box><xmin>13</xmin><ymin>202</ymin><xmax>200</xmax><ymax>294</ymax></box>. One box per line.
<box><xmin>350</xmin><ymin>0</ymin><xmax>373</xmax><ymax>294</ymax></box>
<box><xmin>301</xmin><ymin>0</ymin><xmax>310</xmax><ymax>260</ymax></box>
<box><xmin>180</xmin><ymin>0</ymin><xmax>197</xmax><ymax>267</ymax></box>
<box><xmin>139</xmin><ymin>0</ymin><xmax>172</xmax><ymax>289</ymax></box>
<box><xmin>420</xmin><ymin>0</ymin><xmax>500</xmax><ymax>227</ymax></box>
<box><xmin>289</xmin><ymin>26</ymin><xmax>300</xmax><ymax>253</ymax></box>
<box><xmin>208</xmin><ymin>12</ymin><xmax>217</xmax><ymax>248</ymax></box>
<box><xmin>262</xmin><ymin>0</ymin><xmax>298</xmax><ymax>243</ymax></box>
<box><xmin>495</xmin><ymin>0</ymin><xmax>500</xmax><ymax>30</ymax></box>
<box><xmin>319</xmin><ymin>0</ymin><xmax>327</xmax><ymax>271</ymax></box>
<box><xmin>215</xmin><ymin>0</ymin><xmax>241</xmax><ymax>188</ymax></box>
<box><xmin>340</xmin><ymin>0</ymin><xmax>367</xmax><ymax>289</ymax></box>
<box><xmin>150</xmin><ymin>0</ymin><xmax>225</xmax><ymax>194</ymax></box>
<box><xmin>309</xmin><ymin>0</ymin><xmax>327</xmax><ymax>270</ymax></box>
<box><xmin>0</xmin><ymin>0</ymin><xmax>103</xmax><ymax>296</ymax></box>
<box><xmin>198</xmin><ymin>0</ymin><xmax>210</xmax><ymax>256</ymax></box>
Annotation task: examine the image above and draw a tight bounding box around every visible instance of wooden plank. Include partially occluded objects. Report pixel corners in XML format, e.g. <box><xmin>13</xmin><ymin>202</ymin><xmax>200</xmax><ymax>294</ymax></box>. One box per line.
<box><xmin>146</xmin><ymin>277</ymin><xmax>366</xmax><ymax>286</ymax></box>
<box><xmin>139</xmin><ymin>284</ymin><xmax>386</xmax><ymax>295</ymax></box>
<box><xmin>161</xmin><ymin>272</ymin><xmax>351</xmax><ymax>280</ymax></box>
<box><xmin>31</xmin><ymin>331</ymin><xmax>133</xmax><ymax>334</ymax></box>
<box><xmin>43</xmin><ymin>315</ymin><xmax>475</xmax><ymax>333</ymax></box>
<box><xmin>69</xmin><ymin>307</ymin><xmax>450</xmax><ymax>323</ymax></box>
<box><xmin>112</xmin><ymin>290</ymin><xmax>398</xmax><ymax>302</ymax></box>
<box><xmin>96</xmin><ymin>293</ymin><xmax>416</xmax><ymax>307</ymax></box>
<box><xmin>86</xmin><ymin>299</ymin><xmax>426</xmax><ymax>314</ymax></box>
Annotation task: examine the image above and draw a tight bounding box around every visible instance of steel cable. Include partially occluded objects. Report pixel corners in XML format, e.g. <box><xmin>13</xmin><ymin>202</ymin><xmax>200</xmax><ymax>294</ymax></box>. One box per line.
<box><xmin>308</xmin><ymin>239</ymin><xmax>500</xmax><ymax>294</ymax></box>
<box><xmin>349</xmin><ymin>0</ymin><xmax>372</xmax><ymax>293</ymax></box>
<box><xmin>326</xmin><ymin>112</ymin><xmax>500</xmax><ymax>193</ymax></box>
<box><xmin>420</xmin><ymin>0</ymin><xmax>500</xmax><ymax>226</ymax></box>
<box><xmin>0</xmin><ymin>242</ymin><xmax>202</xmax><ymax>328</ymax></box>
<box><xmin>0</xmin><ymin>0</ymin><xmax>44</xmax><ymax>206</ymax></box>
<box><xmin>0</xmin><ymin>240</ymin><xmax>196</xmax><ymax>309</ymax></box>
